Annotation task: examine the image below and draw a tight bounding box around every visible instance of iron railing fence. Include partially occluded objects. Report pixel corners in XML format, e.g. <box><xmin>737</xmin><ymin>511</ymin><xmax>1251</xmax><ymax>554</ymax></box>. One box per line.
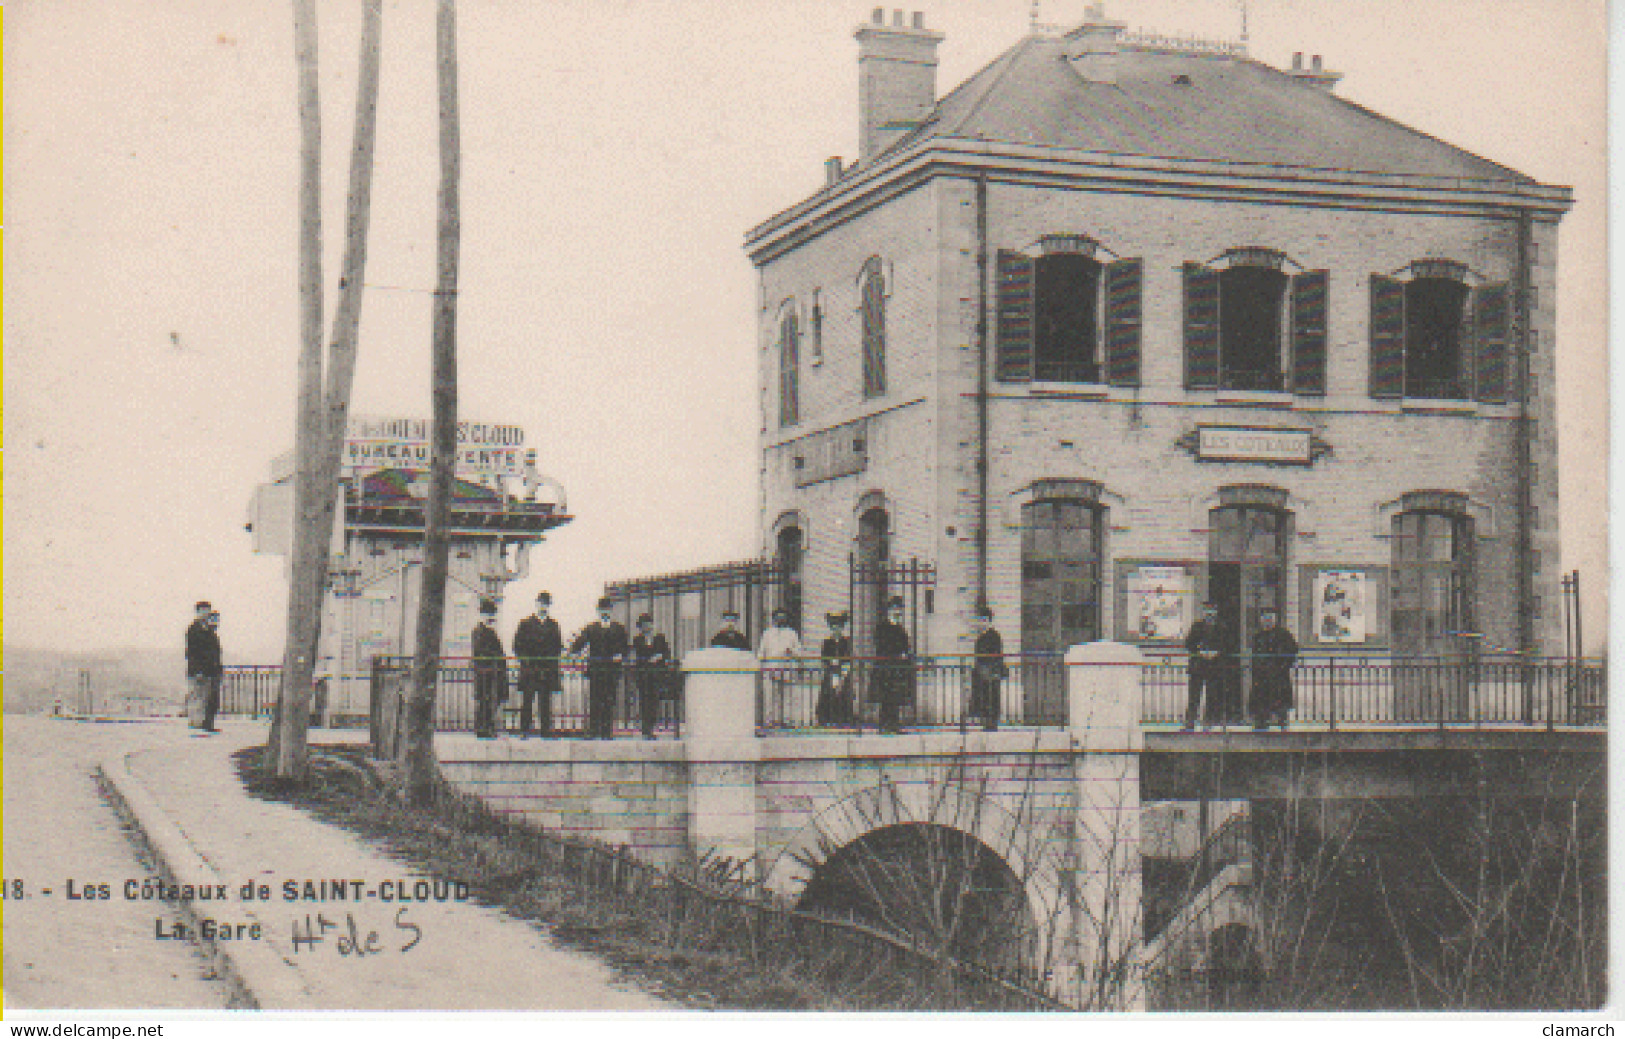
<box><xmin>219</xmin><ymin>666</ymin><xmax>282</xmax><ymax>718</ymax></box>
<box><xmin>754</xmin><ymin>655</ymin><xmax>1070</xmax><ymax>732</ymax></box>
<box><xmin>249</xmin><ymin>655</ymin><xmax>1607</xmax><ymax>734</ymax></box>
<box><xmin>1141</xmin><ymin>656</ymin><xmax>1607</xmax><ymax>730</ymax></box>
<box><xmin>369</xmin><ymin>656</ymin><xmax>683</xmax><ymax>737</ymax></box>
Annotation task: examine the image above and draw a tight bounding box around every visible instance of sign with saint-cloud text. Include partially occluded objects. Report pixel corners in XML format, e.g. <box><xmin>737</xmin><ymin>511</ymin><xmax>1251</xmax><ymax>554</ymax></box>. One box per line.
<box><xmin>343</xmin><ymin>415</ymin><xmax>531</xmax><ymax>479</ymax></box>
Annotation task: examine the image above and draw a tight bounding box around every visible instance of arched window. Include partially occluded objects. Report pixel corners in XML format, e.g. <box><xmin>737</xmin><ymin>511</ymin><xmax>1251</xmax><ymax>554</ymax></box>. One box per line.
<box><xmin>1369</xmin><ymin>260</ymin><xmax>1510</xmax><ymax>402</ymax></box>
<box><xmin>860</xmin><ymin>259</ymin><xmax>886</xmax><ymax>399</ymax></box>
<box><xmin>1184</xmin><ymin>249</ymin><xmax>1328</xmax><ymax>395</ymax></box>
<box><xmin>775</xmin><ymin>524</ymin><xmax>804</xmax><ymax>632</ymax></box>
<box><xmin>1391</xmin><ymin>507</ymin><xmax>1474</xmax><ymax>656</ymax></box>
<box><xmin>778</xmin><ymin>308</ymin><xmax>799</xmax><ymax>427</ymax></box>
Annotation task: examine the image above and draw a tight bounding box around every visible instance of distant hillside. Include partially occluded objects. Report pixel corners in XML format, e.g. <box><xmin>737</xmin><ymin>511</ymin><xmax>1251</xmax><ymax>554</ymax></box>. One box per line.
<box><xmin>4</xmin><ymin>646</ymin><xmax>188</xmax><ymax>715</ymax></box>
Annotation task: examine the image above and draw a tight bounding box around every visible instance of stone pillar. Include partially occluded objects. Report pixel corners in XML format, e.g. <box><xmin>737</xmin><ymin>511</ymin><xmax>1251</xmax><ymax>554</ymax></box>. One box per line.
<box><xmin>1065</xmin><ymin>641</ymin><xmax>1145</xmax><ymax>1010</ymax></box>
<box><xmin>682</xmin><ymin>648</ymin><xmax>760</xmax><ymax>878</ymax></box>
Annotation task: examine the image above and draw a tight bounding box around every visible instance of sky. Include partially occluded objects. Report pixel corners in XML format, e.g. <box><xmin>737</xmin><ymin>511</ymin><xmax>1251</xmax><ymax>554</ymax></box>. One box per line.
<box><xmin>3</xmin><ymin>0</ymin><xmax>1608</xmax><ymax>659</ymax></box>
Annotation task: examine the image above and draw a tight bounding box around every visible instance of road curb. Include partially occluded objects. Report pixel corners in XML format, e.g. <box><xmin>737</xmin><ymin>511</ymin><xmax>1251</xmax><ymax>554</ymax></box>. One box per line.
<box><xmin>97</xmin><ymin>752</ymin><xmax>313</xmax><ymax>1010</ymax></box>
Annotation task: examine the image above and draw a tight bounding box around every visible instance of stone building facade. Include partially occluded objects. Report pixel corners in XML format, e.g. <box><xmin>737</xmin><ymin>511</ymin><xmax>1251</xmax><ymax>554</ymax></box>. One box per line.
<box><xmin>745</xmin><ymin>9</ymin><xmax>1571</xmax><ymax>711</ymax></box>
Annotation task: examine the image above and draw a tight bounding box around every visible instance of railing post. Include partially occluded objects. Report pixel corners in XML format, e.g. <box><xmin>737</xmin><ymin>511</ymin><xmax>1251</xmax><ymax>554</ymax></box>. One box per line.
<box><xmin>1064</xmin><ymin>642</ymin><xmax>1145</xmax><ymax>1010</ymax></box>
<box><xmin>682</xmin><ymin>647</ymin><xmax>760</xmax><ymax>879</ymax></box>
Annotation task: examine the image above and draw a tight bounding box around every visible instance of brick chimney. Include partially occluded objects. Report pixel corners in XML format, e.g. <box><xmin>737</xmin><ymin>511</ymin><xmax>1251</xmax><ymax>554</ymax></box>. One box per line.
<box><xmin>854</xmin><ymin>9</ymin><xmax>944</xmax><ymax>159</ymax></box>
<box><xmin>1287</xmin><ymin>52</ymin><xmax>1343</xmax><ymax>91</ymax></box>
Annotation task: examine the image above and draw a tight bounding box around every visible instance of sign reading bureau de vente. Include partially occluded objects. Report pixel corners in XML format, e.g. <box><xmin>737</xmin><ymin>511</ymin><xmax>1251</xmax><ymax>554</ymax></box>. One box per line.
<box><xmin>1196</xmin><ymin>426</ymin><xmax>1313</xmax><ymax>465</ymax></box>
<box><xmin>343</xmin><ymin>415</ymin><xmax>532</xmax><ymax>479</ymax></box>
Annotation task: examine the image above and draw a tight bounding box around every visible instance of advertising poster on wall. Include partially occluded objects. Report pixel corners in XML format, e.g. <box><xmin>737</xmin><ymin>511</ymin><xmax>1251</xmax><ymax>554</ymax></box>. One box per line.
<box><xmin>1314</xmin><ymin>570</ymin><xmax>1369</xmax><ymax>643</ymax></box>
<box><xmin>1127</xmin><ymin>565</ymin><xmax>1195</xmax><ymax>640</ymax></box>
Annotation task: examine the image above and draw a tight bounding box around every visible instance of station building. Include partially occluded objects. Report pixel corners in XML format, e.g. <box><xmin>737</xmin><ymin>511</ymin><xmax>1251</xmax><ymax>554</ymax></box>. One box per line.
<box><xmin>248</xmin><ymin>416</ymin><xmax>571</xmax><ymax>723</ymax></box>
<box><xmin>745</xmin><ymin>8</ymin><xmax>1571</xmax><ymax>715</ymax></box>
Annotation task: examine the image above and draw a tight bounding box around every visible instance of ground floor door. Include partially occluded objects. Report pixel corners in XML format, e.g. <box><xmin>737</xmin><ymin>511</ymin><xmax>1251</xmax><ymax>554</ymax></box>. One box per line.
<box><xmin>1208</xmin><ymin>506</ymin><xmax>1289</xmax><ymax>719</ymax></box>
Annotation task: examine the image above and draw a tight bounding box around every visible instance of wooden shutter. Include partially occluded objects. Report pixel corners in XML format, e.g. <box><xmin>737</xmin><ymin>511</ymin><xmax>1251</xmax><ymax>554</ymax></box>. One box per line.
<box><xmin>1103</xmin><ymin>258</ymin><xmax>1142</xmax><ymax>387</ymax></box>
<box><xmin>995</xmin><ymin>250</ymin><xmax>1035</xmax><ymax>382</ymax></box>
<box><xmin>1473</xmin><ymin>282</ymin><xmax>1511</xmax><ymax>404</ymax></box>
<box><xmin>1183</xmin><ymin>262</ymin><xmax>1220</xmax><ymax>389</ymax></box>
<box><xmin>779</xmin><ymin>311</ymin><xmax>799</xmax><ymax>427</ymax></box>
<box><xmin>1290</xmin><ymin>269</ymin><xmax>1329</xmax><ymax>396</ymax></box>
<box><xmin>1369</xmin><ymin>274</ymin><xmax>1405</xmax><ymax>399</ymax></box>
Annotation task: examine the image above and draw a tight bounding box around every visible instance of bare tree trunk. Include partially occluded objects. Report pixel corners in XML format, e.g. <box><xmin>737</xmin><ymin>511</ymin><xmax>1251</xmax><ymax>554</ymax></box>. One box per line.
<box><xmin>268</xmin><ymin>0</ymin><xmax>326</xmax><ymax>780</ymax></box>
<box><xmin>405</xmin><ymin>0</ymin><xmax>461</xmax><ymax>806</ymax></box>
<box><xmin>268</xmin><ymin>0</ymin><xmax>386</xmax><ymax>781</ymax></box>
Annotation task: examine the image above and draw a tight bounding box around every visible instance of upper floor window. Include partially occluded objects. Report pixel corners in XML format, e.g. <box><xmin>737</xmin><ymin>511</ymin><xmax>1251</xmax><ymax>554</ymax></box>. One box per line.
<box><xmin>1184</xmin><ymin>248</ymin><xmax>1328</xmax><ymax>395</ymax></box>
<box><xmin>860</xmin><ymin>258</ymin><xmax>886</xmax><ymax>399</ymax></box>
<box><xmin>1370</xmin><ymin>261</ymin><xmax>1510</xmax><ymax>402</ymax></box>
<box><xmin>998</xmin><ymin>235</ymin><xmax>1142</xmax><ymax>386</ymax></box>
<box><xmin>778</xmin><ymin>307</ymin><xmax>799</xmax><ymax>428</ymax></box>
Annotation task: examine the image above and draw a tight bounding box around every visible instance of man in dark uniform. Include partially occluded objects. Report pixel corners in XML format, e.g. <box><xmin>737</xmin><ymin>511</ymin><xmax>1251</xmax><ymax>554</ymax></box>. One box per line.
<box><xmin>1183</xmin><ymin>601</ymin><xmax>1228</xmax><ymax>730</ymax></box>
<box><xmin>512</xmin><ymin>591</ymin><xmax>562</xmax><ymax>738</ymax></box>
<box><xmin>1250</xmin><ymin>607</ymin><xmax>1299</xmax><ymax>731</ymax></box>
<box><xmin>184</xmin><ymin>602</ymin><xmax>223</xmax><ymax>732</ymax></box>
<box><xmin>630</xmin><ymin>613</ymin><xmax>673</xmax><ymax>739</ymax></box>
<box><xmin>815</xmin><ymin>612</ymin><xmax>854</xmax><ymax>726</ymax></box>
<box><xmin>570</xmin><ymin>597</ymin><xmax>628</xmax><ymax>739</ymax></box>
<box><xmin>710</xmin><ymin>608</ymin><xmax>751</xmax><ymax>650</ymax></box>
<box><xmin>873</xmin><ymin>596</ymin><xmax>913</xmax><ymax>734</ymax></box>
<box><xmin>969</xmin><ymin>603</ymin><xmax>1007</xmax><ymax>732</ymax></box>
<box><xmin>471</xmin><ymin>598</ymin><xmax>508</xmax><ymax>740</ymax></box>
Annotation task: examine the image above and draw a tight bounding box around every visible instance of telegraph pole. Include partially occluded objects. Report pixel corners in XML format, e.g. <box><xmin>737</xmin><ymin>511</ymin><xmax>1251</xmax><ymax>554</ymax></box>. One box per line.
<box><xmin>406</xmin><ymin>0</ymin><xmax>462</xmax><ymax>806</ymax></box>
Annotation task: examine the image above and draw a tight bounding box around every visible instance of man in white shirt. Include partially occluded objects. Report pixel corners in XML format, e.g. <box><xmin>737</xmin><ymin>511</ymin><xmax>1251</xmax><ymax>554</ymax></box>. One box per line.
<box><xmin>758</xmin><ymin>608</ymin><xmax>804</xmax><ymax>727</ymax></box>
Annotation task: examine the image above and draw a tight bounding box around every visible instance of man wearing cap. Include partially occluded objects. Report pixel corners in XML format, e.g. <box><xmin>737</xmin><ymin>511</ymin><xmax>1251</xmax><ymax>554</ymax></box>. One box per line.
<box><xmin>630</xmin><ymin>613</ymin><xmax>673</xmax><ymax>739</ymax></box>
<box><xmin>184</xmin><ymin>602</ymin><xmax>223</xmax><ymax>732</ymax></box>
<box><xmin>969</xmin><ymin>603</ymin><xmax>1007</xmax><ymax>733</ymax></box>
<box><xmin>1250</xmin><ymin>607</ymin><xmax>1298</xmax><ymax>731</ymax></box>
<box><xmin>815</xmin><ymin>612</ymin><xmax>854</xmax><ymax>726</ymax></box>
<box><xmin>710</xmin><ymin>609</ymin><xmax>751</xmax><ymax>650</ymax></box>
<box><xmin>471</xmin><ymin>598</ymin><xmax>509</xmax><ymax>740</ymax></box>
<box><xmin>873</xmin><ymin>596</ymin><xmax>914</xmax><ymax>734</ymax></box>
<box><xmin>570</xmin><ymin>597</ymin><xmax>629</xmax><ymax>739</ymax></box>
<box><xmin>1183</xmin><ymin>601</ymin><xmax>1230</xmax><ymax>730</ymax></box>
<box><xmin>512</xmin><ymin>591</ymin><xmax>563</xmax><ymax>738</ymax></box>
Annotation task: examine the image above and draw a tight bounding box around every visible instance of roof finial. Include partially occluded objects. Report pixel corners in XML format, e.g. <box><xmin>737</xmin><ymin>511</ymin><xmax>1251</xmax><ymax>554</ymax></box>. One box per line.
<box><xmin>1238</xmin><ymin>0</ymin><xmax>1250</xmax><ymax>45</ymax></box>
<box><xmin>1030</xmin><ymin>0</ymin><xmax>1040</xmax><ymax>31</ymax></box>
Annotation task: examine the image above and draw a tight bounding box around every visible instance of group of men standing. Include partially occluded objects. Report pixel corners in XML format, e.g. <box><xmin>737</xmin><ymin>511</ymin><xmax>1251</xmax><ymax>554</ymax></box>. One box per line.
<box><xmin>1182</xmin><ymin>601</ymin><xmax>1299</xmax><ymax>731</ymax></box>
<box><xmin>466</xmin><ymin>592</ymin><xmax>1012</xmax><ymax>739</ymax></box>
<box><xmin>471</xmin><ymin>591</ymin><xmax>676</xmax><ymax>741</ymax></box>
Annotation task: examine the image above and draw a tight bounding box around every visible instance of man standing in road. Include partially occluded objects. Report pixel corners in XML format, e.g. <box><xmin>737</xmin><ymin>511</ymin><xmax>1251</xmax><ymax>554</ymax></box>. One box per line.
<box><xmin>570</xmin><ymin>597</ymin><xmax>629</xmax><ymax>739</ymax></box>
<box><xmin>471</xmin><ymin>598</ymin><xmax>509</xmax><ymax>740</ymax></box>
<box><xmin>184</xmin><ymin>601</ymin><xmax>223</xmax><ymax>733</ymax></box>
<box><xmin>512</xmin><ymin>591</ymin><xmax>562</xmax><ymax>738</ymax></box>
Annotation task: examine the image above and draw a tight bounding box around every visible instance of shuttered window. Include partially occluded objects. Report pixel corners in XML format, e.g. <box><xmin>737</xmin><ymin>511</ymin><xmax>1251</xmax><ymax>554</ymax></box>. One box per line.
<box><xmin>996</xmin><ymin>250</ymin><xmax>1036</xmax><ymax>382</ymax></box>
<box><xmin>1368</xmin><ymin>274</ymin><xmax>1406</xmax><ymax>399</ymax></box>
<box><xmin>1473</xmin><ymin>283</ymin><xmax>1512</xmax><ymax>404</ymax></box>
<box><xmin>778</xmin><ymin>309</ymin><xmax>799</xmax><ymax>428</ymax></box>
<box><xmin>860</xmin><ymin>259</ymin><xmax>886</xmax><ymax>399</ymax></box>
<box><xmin>1182</xmin><ymin>263</ymin><xmax>1221</xmax><ymax>390</ymax></box>
<box><xmin>997</xmin><ymin>246</ymin><xmax>1142</xmax><ymax>386</ymax></box>
<box><xmin>1103</xmin><ymin>259</ymin><xmax>1143</xmax><ymax>387</ymax></box>
<box><xmin>1289</xmin><ymin>270</ymin><xmax>1329</xmax><ymax>395</ymax></box>
<box><xmin>1369</xmin><ymin>271</ymin><xmax>1507</xmax><ymax>401</ymax></box>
